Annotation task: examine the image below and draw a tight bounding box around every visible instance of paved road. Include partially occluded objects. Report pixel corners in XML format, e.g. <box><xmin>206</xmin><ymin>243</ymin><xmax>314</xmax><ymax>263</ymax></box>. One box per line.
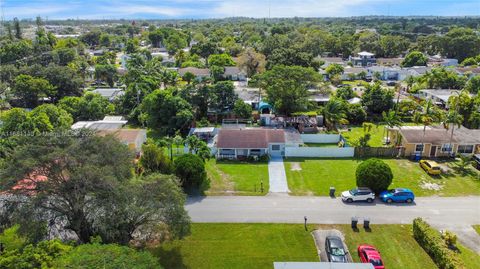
<box><xmin>186</xmin><ymin>195</ymin><xmax>480</xmax><ymax>226</ymax></box>
<box><xmin>268</xmin><ymin>156</ymin><xmax>290</xmax><ymax>193</ymax></box>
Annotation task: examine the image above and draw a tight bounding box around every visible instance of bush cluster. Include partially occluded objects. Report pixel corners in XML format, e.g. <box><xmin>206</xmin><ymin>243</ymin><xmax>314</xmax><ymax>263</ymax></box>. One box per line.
<box><xmin>412</xmin><ymin>218</ymin><xmax>464</xmax><ymax>269</ymax></box>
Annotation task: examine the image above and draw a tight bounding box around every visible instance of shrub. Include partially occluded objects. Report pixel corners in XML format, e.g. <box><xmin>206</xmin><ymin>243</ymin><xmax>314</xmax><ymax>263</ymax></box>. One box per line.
<box><xmin>355</xmin><ymin>158</ymin><xmax>393</xmax><ymax>193</ymax></box>
<box><xmin>412</xmin><ymin>218</ymin><xmax>464</xmax><ymax>269</ymax></box>
<box><xmin>443</xmin><ymin>231</ymin><xmax>458</xmax><ymax>247</ymax></box>
<box><xmin>174</xmin><ymin>154</ymin><xmax>209</xmax><ymax>194</ymax></box>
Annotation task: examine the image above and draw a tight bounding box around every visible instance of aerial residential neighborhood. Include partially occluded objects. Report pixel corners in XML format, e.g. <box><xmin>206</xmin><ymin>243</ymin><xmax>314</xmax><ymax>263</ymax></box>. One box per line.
<box><xmin>0</xmin><ymin>0</ymin><xmax>479</xmax><ymax>268</ymax></box>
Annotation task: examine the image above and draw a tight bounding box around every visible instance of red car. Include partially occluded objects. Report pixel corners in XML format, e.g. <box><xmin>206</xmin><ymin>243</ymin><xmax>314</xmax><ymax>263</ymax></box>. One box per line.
<box><xmin>358</xmin><ymin>245</ymin><xmax>385</xmax><ymax>269</ymax></box>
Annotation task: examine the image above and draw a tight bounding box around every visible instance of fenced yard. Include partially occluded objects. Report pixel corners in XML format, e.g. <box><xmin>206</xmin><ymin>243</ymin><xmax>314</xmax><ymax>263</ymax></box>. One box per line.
<box><xmin>284</xmin><ymin>158</ymin><xmax>480</xmax><ymax>196</ymax></box>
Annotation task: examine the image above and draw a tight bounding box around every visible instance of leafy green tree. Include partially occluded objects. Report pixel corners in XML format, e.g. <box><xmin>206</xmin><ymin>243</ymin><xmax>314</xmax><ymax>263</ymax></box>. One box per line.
<box><xmin>419</xmin><ymin>68</ymin><xmax>466</xmax><ymax>90</ymax></box>
<box><xmin>211</xmin><ymin>81</ymin><xmax>237</xmax><ymax>113</ymax></box>
<box><xmin>238</xmin><ymin>48</ymin><xmax>266</xmax><ymax>77</ymax></box>
<box><xmin>346</xmin><ymin>103</ymin><xmax>367</xmax><ymax>125</ymax></box>
<box><xmin>13</xmin><ymin>17</ymin><xmax>22</xmax><ymax>39</ymax></box>
<box><xmin>174</xmin><ymin>154</ymin><xmax>209</xmax><ymax>194</ymax></box>
<box><xmin>52</xmin><ymin>243</ymin><xmax>163</xmax><ymax>269</ymax></box>
<box><xmin>325</xmin><ymin>63</ymin><xmax>344</xmax><ymax>78</ymax></box>
<box><xmin>182</xmin><ymin>71</ymin><xmax>196</xmax><ymax>84</ymax></box>
<box><xmin>258</xmin><ymin>65</ymin><xmax>320</xmax><ymax>115</ymax></box>
<box><xmin>141</xmin><ymin>89</ymin><xmax>193</xmax><ymax>135</ymax></box>
<box><xmin>52</xmin><ymin>47</ymin><xmax>77</xmax><ymax>66</ymax></box>
<box><xmin>413</xmin><ymin>99</ymin><xmax>445</xmax><ymax>152</ymax></box>
<box><xmin>356</xmin><ymin>158</ymin><xmax>393</xmax><ymax>193</ymax></box>
<box><xmin>165</xmin><ymin>34</ymin><xmax>187</xmax><ymax>55</ymax></box>
<box><xmin>59</xmin><ymin>92</ymin><xmax>114</xmax><ymax>121</ymax></box>
<box><xmin>233</xmin><ymin>99</ymin><xmax>253</xmax><ymax>119</ymax></box>
<box><xmin>208</xmin><ymin>53</ymin><xmax>236</xmax><ymax>67</ymax></box>
<box><xmin>95</xmin><ymin>64</ymin><xmax>117</xmax><ymax>87</ymax></box>
<box><xmin>12</xmin><ymin>74</ymin><xmax>55</xmax><ymax>108</ymax></box>
<box><xmin>336</xmin><ymin>86</ymin><xmax>355</xmax><ymax>100</ymax></box>
<box><xmin>382</xmin><ymin>110</ymin><xmax>403</xmax><ymax>142</ymax></box>
<box><xmin>190</xmin><ymin>41</ymin><xmax>221</xmax><ymax>59</ymax></box>
<box><xmin>362</xmin><ymin>83</ymin><xmax>394</xmax><ymax>114</ymax></box>
<box><xmin>0</xmin><ymin>240</ymin><xmax>72</xmax><ymax>269</ymax></box>
<box><xmin>379</xmin><ymin>35</ymin><xmax>409</xmax><ymax>58</ymax></box>
<box><xmin>402</xmin><ymin>51</ymin><xmax>428</xmax><ymax>67</ymax></box>
<box><xmin>464</xmin><ymin>76</ymin><xmax>480</xmax><ymax>94</ymax></box>
<box><xmin>139</xmin><ymin>142</ymin><xmax>173</xmax><ymax>174</ymax></box>
<box><xmin>80</xmin><ymin>30</ymin><xmax>101</xmax><ymax>47</ymax></box>
<box><xmin>442</xmin><ymin>28</ymin><xmax>480</xmax><ymax>62</ymax></box>
<box><xmin>0</xmin><ymin>40</ymin><xmax>33</xmax><ymax>64</ymax></box>
<box><xmin>185</xmin><ymin>135</ymin><xmax>211</xmax><ymax>160</ymax></box>
<box><xmin>30</xmin><ymin>104</ymin><xmax>73</xmax><ymax>131</ymax></box>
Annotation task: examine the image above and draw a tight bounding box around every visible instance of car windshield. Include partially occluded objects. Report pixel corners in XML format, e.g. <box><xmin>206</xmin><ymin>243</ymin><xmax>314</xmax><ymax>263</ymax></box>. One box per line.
<box><xmin>331</xmin><ymin>247</ymin><xmax>345</xmax><ymax>256</ymax></box>
<box><xmin>432</xmin><ymin>167</ymin><xmax>440</xmax><ymax>170</ymax></box>
<box><xmin>370</xmin><ymin>259</ymin><xmax>383</xmax><ymax>266</ymax></box>
<box><xmin>349</xmin><ymin>189</ymin><xmax>358</xmax><ymax>195</ymax></box>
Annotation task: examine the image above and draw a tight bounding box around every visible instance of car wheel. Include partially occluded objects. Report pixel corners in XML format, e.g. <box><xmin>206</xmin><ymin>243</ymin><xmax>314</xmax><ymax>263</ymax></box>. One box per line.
<box><xmin>406</xmin><ymin>198</ymin><xmax>413</xmax><ymax>203</ymax></box>
<box><xmin>366</xmin><ymin>198</ymin><xmax>373</xmax><ymax>203</ymax></box>
<box><xmin>386</xmin><ymin>198</ymin><xmax>393</xmax><ymax>204</ymax></box>
<box><xmin>346</xmin><ymin>198</ymin><xmax>353</xmax><ymax>203</ymax></box>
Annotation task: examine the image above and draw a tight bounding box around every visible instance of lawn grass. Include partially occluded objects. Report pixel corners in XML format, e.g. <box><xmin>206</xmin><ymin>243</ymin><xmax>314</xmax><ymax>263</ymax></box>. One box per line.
<box><xmin>340</xmin><ymin>125</ymin><xmax>388</xmax><ymax>147</ymax></box>
<box><xmin>205</xmin><ymin>159</ymin><xmax>269</xmax><ymax>195</ymax></box>
<box><xmin>473</xmin><ymin>225</ymin><xmax>480</xmax><ymax>235</ymax></box>
<box><xmin>152</xmin><ymin>224</ymin><xmax>436</xmax><ymax>269</ymax></box>
<box><xmin>152</xmin><ymin>224</ymin><xmax>318</xmax><ymax>269</ymax></box>
<box><xmin>457</xmin><ymin>243</ymin><xmax>480</xmax><ymax>269</ymax></box>
<box><xmin>285</xmin><ymin>158</ymin><xmax>480</xmax><ymax>196</ymax></box>
<box><xmin>334</xmin><ymin>224</ymin><xmax>436</xmax><ymax>269</ymax></box>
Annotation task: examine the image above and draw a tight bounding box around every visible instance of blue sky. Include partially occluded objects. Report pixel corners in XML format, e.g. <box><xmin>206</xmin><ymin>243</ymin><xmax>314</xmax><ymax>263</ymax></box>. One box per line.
<box><xmin>2</xmin><ymin>0</ymin><xmax>480</xmax><ymax>20</ymax></box>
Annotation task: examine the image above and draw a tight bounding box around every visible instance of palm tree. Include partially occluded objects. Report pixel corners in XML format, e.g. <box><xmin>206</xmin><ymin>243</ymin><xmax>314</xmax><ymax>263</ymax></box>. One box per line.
<box><xmin>323</xmin><ymin>99</ymin><xmax>348</xmax><ymax>132</ymax></box>
<box><xmin>382</xmin><ymin>110</ymin><xmax>403</xmax><ymax>145</ymax></box>
<box><xmin>413</xmin><ymin>99</ymin><xmax>445</xmax><ymax>155</ymax></box>
<box><xmin>405</xmin><ymin>76</ymin><xmax>416</xmax><ymax>92</ymax></box>
<box><xmin>445</xmin><ymin>92</ymin><xmax>464</xmax><ymax>156</ymax></box>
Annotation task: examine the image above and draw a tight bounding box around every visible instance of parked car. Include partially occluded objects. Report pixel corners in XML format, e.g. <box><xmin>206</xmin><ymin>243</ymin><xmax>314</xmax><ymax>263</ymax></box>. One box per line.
<box><xmin>419</xmin><ymin>160</ymin><xmax>442</xmax><ymax>175</ymax></box>
<box><xmin>380</xmin><ymin>188</ymin><xmax>415</xmax><ymax>203</ymax></box>
<box><xmin>358</xmin><ymin>245</ymin><xmax>385</xmax><ymax>269</ymax></box>
<box><xmin>325</xmin><ymin>236</ymin><xmax>348</xmax><ymax>263</ymax></box>
<box><xmin>341</xmin><ymin>187</ymin><xmax>375</xmax><ymax>203</ymax></box>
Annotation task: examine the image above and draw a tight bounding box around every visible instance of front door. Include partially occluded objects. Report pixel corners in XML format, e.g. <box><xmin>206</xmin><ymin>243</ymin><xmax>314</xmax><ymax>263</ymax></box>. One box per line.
<box><xmin>430</xmin><ymin>146</ymin><xmax>437</xmax><ymax>157</ymax></box>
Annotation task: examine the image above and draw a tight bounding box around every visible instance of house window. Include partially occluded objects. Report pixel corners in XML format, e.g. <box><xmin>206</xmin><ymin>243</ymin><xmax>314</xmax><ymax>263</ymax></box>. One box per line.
<box><xmin>441</xmin><ymin>144</ymin><xmax>453</xmax><ymax>152</ymax></box>
<box><xmin>415</xmin><ymin>144</ymin><xmax>424</xmax><ymax>153</ymax></box>
<box><xmin>457</xmin><ymin>145</ymin><xmax>474</xmax><ymax>154</ymax></box>
<box><xmin>271</xmin><ymin>145</ymin><xmax>280</xmax><ymax>151</ymax></box>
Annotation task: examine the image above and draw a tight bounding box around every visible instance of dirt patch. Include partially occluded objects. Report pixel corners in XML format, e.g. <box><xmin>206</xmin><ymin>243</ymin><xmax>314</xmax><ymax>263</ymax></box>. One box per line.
<box><xmin>290</xmin><ymin>162</ymin><xmax>302</xmax><ymax>171</ymax></box>
<box><xmin>420</xmin><ymin>181</ymin><xmax>444</xmax><ymax>191</ymax></box>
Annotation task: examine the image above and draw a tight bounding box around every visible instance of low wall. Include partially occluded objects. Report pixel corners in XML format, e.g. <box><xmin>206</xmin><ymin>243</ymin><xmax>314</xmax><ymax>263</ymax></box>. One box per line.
<box><xmin>285</xmin><ymin>147</ymin><xmax>354</xmax><ymax>158</ymax></box>
<box><xmin>300</xmin><ymin>134</ymin><xmax>340</xmax><ymax>144</ymax></box>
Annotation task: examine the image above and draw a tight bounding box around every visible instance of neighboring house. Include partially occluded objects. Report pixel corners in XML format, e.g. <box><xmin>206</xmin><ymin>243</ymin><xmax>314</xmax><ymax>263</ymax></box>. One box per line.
<box><xmin>223</xmin><ymin>66</ymin><xmax>247</xmax><ymax>81</ymax></box>
<box><xmin>418</xmin><ymin>89</ymin><xmax>470</xmax><ymax>109</ymax></box>
<box><xmin>152</xmin><ymin>52</ymin><xmax>175</xmax><ymax>66</ymax></box>
<box><xmin>388</xmin><ymin>125</ymin><xmax>480</xmax><ymax>157</ymax></box>
<box><xmin>71</xmin><ymin>116</ymin><xmax>127</xmax><ymax>130</ymax></box>
<box><xmin>178</xmin><ymin>67</ymin><xmax>210</xmax><ymax>80</ymax></box>
<box><xmin>91</xmin><ymin>88</ymin><xmax>125</xmax><ymax>101</ymax></box>
<box><xmin>367</xmin><ymin>66</ymin><xmax>400</xmax><ymax>81</ymax></box>
<box><xmin>455</xmin><ymin>67</ymin><xmax>480</xmax><ymax>78</ymax></box>
<box><xmin>376</xmin><ymin>57</ymin><xmax>404</xmax><ymax>67</ymax></box>
<box><xmin>341</xmin><ymin>67</ymin><xmax>369</xmax><ymax>80</ymax></box>
<box><xmin>274</xmin><ymin>262</ymin><xmax>374</xmax><ymax>269</ymax></box>
<box><xmin>319</xmin><ymin>57</ymin><xmax>345</xmax><ymax>68</ymax></box>
<box><xmin>216</xmin><ymin>128</ymin><xmax>286</xmax><ymax>159</ymax></box>
<box><xmin>428</xmin><ymin>55</ymin><xmax>459</xmax><ymax>67</ymax></box>
<box><xmin>235</xmin><ymin>86</ymin><xmax>261</xmax><ymax>110</ymax></box>
<box><xmin>98</xmin><ymin>129</ymin><xmax>147</xmax><ymax>153</ymax></box>
<box><xmin>349</xmin><ymin>51</ymin><xmax>376</xmax><ymax>67</ymax></box>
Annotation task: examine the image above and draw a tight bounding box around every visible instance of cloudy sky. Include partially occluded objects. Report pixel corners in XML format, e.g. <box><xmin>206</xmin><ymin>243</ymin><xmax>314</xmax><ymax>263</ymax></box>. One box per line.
<box><xmin>2</xmin><ymin>0</ymin><xmax>480</xmax><ymax>20</ymax></box>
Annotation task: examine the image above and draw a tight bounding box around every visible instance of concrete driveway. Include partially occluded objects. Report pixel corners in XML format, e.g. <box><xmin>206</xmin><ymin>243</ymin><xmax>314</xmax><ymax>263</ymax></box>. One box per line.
<box><xmin>312</xmin><ymin>229</ymin><xmax>353</xmax><ymax>262</ymax></box>
<box><xmin>268</xmin><ymin>156</ymin><xmax>290</xmax><ymax>193</ymax></box>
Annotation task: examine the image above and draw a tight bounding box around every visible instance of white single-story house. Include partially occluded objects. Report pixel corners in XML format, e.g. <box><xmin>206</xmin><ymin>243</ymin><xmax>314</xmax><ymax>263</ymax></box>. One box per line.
<box><xmin>178</xmin><ymin>67</ymin><xmax>210</xmax><ymax>80</ymax></box>
<box><xmin>418</xmin><ymin>89</ymin><xmax>472</xmax><ymax>109</ymax></box>
<box><xmin>216</xmin><ymin>128</ymin><xmax>285</xmax><ymax>159</ymax></box>
<box><xmin>71</xmin><ymin>116</ymin><xmax>127</xmax><ymax>130</ymax></box>
<box><xmin>91</xmin><ymin>88</ymin><xmax>125</xmax><ymax>101</ymax></box>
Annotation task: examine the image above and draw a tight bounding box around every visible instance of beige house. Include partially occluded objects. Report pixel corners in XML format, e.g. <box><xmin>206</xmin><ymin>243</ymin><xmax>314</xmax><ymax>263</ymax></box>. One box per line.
<box><xmin>388</xmin><ymin>126</ymin><xmax>480</xmax><ymax>158</ymax></box>
<box><xmin>98</xmin><ymin>129</ymin><xmax>147</xmax><ymax>153</ymax></box>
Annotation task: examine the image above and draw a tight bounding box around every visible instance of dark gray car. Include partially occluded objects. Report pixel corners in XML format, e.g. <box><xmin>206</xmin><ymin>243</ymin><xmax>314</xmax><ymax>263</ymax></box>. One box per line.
<box><xmin>325</xmin><ymin>236</ymin><xmax>348</xmax><ymax>263</ymax></box>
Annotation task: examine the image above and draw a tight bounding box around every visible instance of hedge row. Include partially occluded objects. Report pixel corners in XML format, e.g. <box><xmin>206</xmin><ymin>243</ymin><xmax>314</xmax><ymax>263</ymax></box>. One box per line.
<box><xmin>412</xmin><ymin>218</ymin><xmax>464</xmax><ymax>269</ymax></box>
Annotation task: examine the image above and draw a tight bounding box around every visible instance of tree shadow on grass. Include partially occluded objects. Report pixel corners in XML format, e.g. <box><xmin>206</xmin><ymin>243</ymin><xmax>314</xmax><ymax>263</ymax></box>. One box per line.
<box><xmin>155</xmin><ymin>246</ymin><xmax>189</xmax><ymax>269</ymax></box>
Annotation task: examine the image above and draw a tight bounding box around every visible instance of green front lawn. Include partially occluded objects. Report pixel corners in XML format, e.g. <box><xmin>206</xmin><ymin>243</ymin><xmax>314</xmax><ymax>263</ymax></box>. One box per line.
<box><xmin>457</xmin><ymin>243</ymin><xmax>480</xmax><ymax>269</ymax></box>
<box><xmin>285</xmin><ymin>158</ymin><xmax>480</xmax><ymax>196</ymax></box>
<box><xmin>205</xmin><ymin>159</ymin><xmax>269</xmax><ymax>195</ymax></box>
<box><xmin>152</xmin><ymin>224</ymin><xmax>318</xmax><ymax>269</ymax></box>
<box><xmin>304</xmin><ymin>143</ymin><xmax>340</xmax><ymax>148</ymax></box>
<box><xmin>152</xmin><ymin>224</ymin><xmax>438</xmax><ymax>269</ymax></box>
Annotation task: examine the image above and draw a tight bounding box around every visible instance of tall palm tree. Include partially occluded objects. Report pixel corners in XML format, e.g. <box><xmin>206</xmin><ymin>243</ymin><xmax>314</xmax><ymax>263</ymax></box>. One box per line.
<box><xmin>323</xmin><ymin>99</ymin><xmax>348</xmax><ymax>132</ymax></box>
<box><xmin>445</xmin><ymin>93</ymin><xmax>464</xmax><ymax>155</ymax></box>
<box><xmin>413</xmin><ymin>99</ymin><xmax>445</xmax><ymax>155</ymax></box>
<box><xmin>382</xmin><ymin>110</ymin><xmax>403</xmax><ymax>144</ymax></box>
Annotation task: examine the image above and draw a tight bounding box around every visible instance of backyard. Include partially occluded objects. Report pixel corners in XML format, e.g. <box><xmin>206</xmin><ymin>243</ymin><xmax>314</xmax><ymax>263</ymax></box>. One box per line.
<box><xmin>340</xmin><ymin>124</ymin><xmax>388</xmax><ymax>147</ymax></box>
<box><xmin>285</xmin><ymin>158</ymin><xmax>480</xmax><ymax>196</ymax></box>
<box><xmin>151</xmin><ymin>224</ymin><xmax>456</xmax><ymax>269</ymax></box>
<box><xmin>205</xmin><ymin>159</ymin><xmax>269</xmax><ymax>196</ymax></box>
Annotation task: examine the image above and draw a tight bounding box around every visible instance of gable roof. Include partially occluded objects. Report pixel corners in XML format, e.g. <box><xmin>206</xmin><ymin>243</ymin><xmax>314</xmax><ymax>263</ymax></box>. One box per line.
<box><xmin>178</xmin><ymin>67</ymin><xmax>210</xmax><ymax>76</ymax></box>
<box><xmin>396</xmin><ymin>126</ymin><xmax>480</xmax><ymax>145</ymax></box>
<box><xmin>223</xmin><ymin>66</ymin><xmax>245</xmax><ymax>76</ymax></box>
<box><xmin>216</xmin><ymin>128</ymin><xmax>285</xmax><ymax>149</ymax></box>
<box><xmin>97</xmin><ymin>129</ymin><xmax>147</xmax><ymax>144</ymax></box>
